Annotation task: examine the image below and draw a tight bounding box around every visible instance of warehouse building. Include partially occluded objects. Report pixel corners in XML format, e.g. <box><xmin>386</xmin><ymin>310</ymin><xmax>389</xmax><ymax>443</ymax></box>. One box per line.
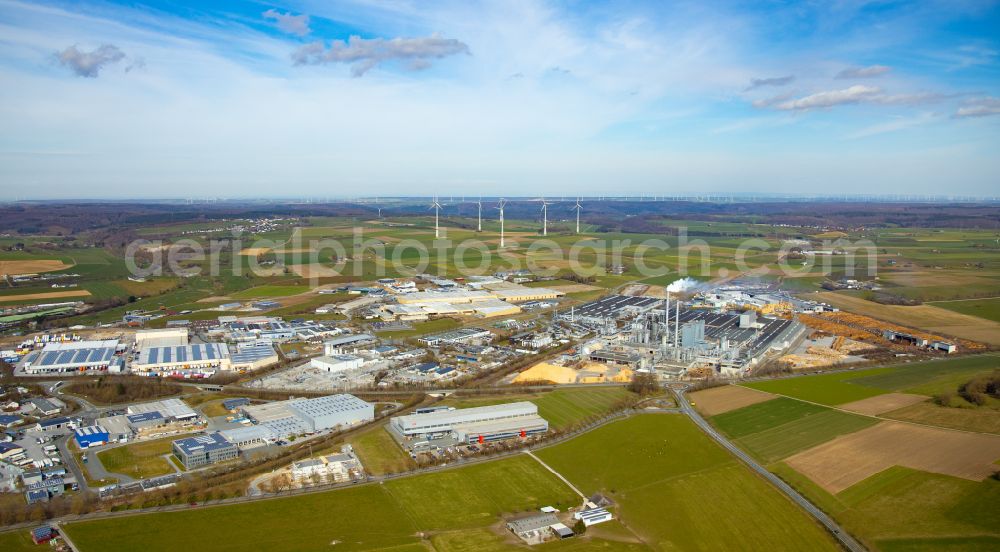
<box><xmin>132</xmin><ymin>343</ymin><xmax>232</xmax><ymax>375</ymax></box>
<box><xmin>286</xmin><ymin>394</ymin><xmax>374</xmax><ymax>433</ymax></box>
<box><xmin>229</xmin><ymin>343</ymin><xmax>279</xmax><ymax>371</ymax></box>
<box><xmin>172</xmin><ymin>433</ymin><xmax>238</xmax><ymax>469</ymax></box>
<box><xmin>127</xmin><ymin>398</ymin><xmax>199</xmax><ymax>422</ymax></box>
<box><xmin>22</xmin><ymin>340</ymin><xmax>120</xmax><ymax>374</ymax></box>
<box><xmin>73</xmin><ymin>426</ymin><xmax>110</xmax><ymax>449</ymax></box>
<box><xmin>311</xmin><ymin>354</ymin><xmax>364</xmax><ymax>373</ymax></box>
<box><xmin>218</xmin><ymin>425</ymin><xmax>272</xmax><ymax>451</ymax></box>
<box><xmin>390</xmin><ymin>402</ymin><xmax>548</xmax><ymax>444</ymax></box>
<box><xmin>396</xmin><ymin>290</ymin><xmax>493</xmax><ymax>304</ymax></box>
<box><xmin>134</xmin><ymin>328</ymin><xmax>188</xmax><ymax>349</ymax></box>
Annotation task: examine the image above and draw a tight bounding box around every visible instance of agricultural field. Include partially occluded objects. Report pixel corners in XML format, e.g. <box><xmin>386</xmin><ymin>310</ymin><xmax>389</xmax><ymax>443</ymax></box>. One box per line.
<box><xmin>688</xmin><ymin>384</ymin><xmax>775</xmax><ymax>416</ymax></box>
<box><xmin>441</xmin><ymin>386</ymin><xmax>634</xmax><ymax>430</ymax></box>
<box><xmin>771</xmin><ymin>463</ymin><xmax>1000</xmax><ymax>551</ymax></box>
<box><xmin>536</xmin><ymin>414</ymin><xmax>841</xmax><ymax>551</ymax></box>
<box><xmin>65</xmin><ymin>453</ymin><xmax>578</xmax><ymax>552</ymax></box>
<box><xmin>96</xmin><ymin>437</ymin><xmax>177</xmax><ymax>479</ymax></box>
<box><xmin>743</xmin><ymin>368</ymin><xmax>894</xmax><ymax>405</ymax></box>
<box><xmin>929</xmin><ymin>297</ymin><xmax>1000</xmax><ymax>323</ymax></box>
<box><xmin>710</xmin><ymin>397</ymin><xmax>877</xmax><ymax>463</ymax></box>
<box><xmin>228</xmin><ymin>285</ymin><xmax>311</xmax><ymax>299</ymax></box>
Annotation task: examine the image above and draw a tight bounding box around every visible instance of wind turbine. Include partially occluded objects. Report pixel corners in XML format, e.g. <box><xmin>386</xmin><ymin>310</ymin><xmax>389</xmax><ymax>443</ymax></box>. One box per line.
<box><xmin>476</xmin><ymin>197</ymin><xmax>482</xmax><ymax>232</ymax></box>
<box><xmin>496</xmin><ymin>198</ymin><xmax>507</xmax><ymax>248</ymax></box>
<box><xmin>572</xmin><ymin>197</ymin><xmax>582</xmax><ymax>234</ymax></box>
<box><xmin>539</xmin><ymin>197</ymin><xmax>550</xmax><ymax>236</ymax></box>
<box><xmin>430</xmin><ymin>196</ymin><xmax>442</xmax><ymax>239</ymax></box>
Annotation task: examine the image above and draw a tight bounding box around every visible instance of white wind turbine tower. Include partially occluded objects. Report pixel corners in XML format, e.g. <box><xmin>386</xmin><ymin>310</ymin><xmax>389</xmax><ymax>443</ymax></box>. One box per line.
<box><xmin>572</xmin><ymin>197</ymin><xmax>582</xmax><ymax>234</ymax></box>
<box><xmin>496</xmin><ymin>198</ymin><xmax>507</xmax><ymax>248</ymax></box>
<box><xmin>476</xmin><ymin>197</ymin><xmax>482</xmax><ymax>232</ymax></box>
<box><xmin>430</xmin><ymin>196</ymin><xmax>442</xmax><ymax>238</ymax></box>
<box><xmin>539</xmin><ymin>197</ymin><xmax>551</xmax><ymax>236</ymax></box>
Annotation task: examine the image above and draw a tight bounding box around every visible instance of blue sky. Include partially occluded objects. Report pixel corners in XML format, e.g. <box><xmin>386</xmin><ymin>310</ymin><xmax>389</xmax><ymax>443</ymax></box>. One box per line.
<box><xmin>0</xmin><ymin>0</ymin><xmax>998</xmax><ymax>199</ymax></box>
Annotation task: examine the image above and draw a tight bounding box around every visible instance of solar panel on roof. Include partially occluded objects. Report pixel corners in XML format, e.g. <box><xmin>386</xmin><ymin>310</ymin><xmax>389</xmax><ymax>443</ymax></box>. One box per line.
<box><xmin>149</xmin><ymin>348</ymin><xmax>158</xmax><ymax>363</ymax></box>
<box><xmin>192</xmin><ymin>346</ymin><xmax>202</xmax><ymax>361</ymax></box>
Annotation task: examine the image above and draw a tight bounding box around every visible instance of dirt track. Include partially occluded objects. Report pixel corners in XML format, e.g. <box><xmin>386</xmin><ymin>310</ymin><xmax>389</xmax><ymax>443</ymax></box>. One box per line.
<box><xmin>0</xmin><ymin>289</ymin><xmax>91</xmax><ymax>302</ymax></box>
<box><xmin>689</xmin><ymin>385</ymin><xmax>776</xmax><ymax>416</ymax></box>
<box><xmin>839</xmin><ymin>393</ymin><xmax>929</xmax><ymax>416</ymax></box>
<box><xmin>785</xmin><ymin>421</ymin><xmax>1000</xmax><ymax>493</ymax></box>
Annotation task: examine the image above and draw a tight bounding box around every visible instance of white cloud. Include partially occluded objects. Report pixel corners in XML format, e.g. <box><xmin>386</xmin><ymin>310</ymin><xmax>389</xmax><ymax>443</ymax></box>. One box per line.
<box><xmin>262</xmin><ymin>9</ymin><xmax>310</xmax><ymax>37</ymax></box>
<box><xmin>955</xmin><ymin>97</ymin><xmax>1000</xmax><ymax>118</ymax></box>
<box><xmin>55</xmin><ymin>44</ymin><xmax>126</xmax><ymax>77</ymax></box>
<box><xmin>291</xmin><ymin>35</ymin><xmax>470</xmax><ymax>76</ymax></box>
<box><xmin>835</xmin><ymin>65</ymin><xmax>891</xmax><ymax>79</ymax></box>
<box><xmin>773</xmin><ymin>85</ymin><xmax>881</xmax><ymax>110</ymax></box>
<box><xmin>744</xmin><ymin>75</ymin><xmax>794</xmax><ymax>91</ymax></box>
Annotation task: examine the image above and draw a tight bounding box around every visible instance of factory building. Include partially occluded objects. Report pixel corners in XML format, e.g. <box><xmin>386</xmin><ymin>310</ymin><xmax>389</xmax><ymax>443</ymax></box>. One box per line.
<box><xmin>229</xmin><ymin>343</ymin><xmax>279</xmax><ymax>371</ymax></box>
<box><xmin>127</xmin><ymin>398</ymin><xmax>199</xmax><ymax>421</ymax></box>
<box><xmin>286</xmin><ymin>394</ymin><xmax>374</xmax><ymax>433</ymax></box>
<box><xmin>396</xmin><ymin>290</ymin><xmax>493</xmax><ymax>304</ymax></box>
<box><xmin>22</xmin><ymin>340</ymin><xmax>120</xmax><ymax>374</ymax></box>
<box><xmin>390</xmin><ymin>401</ymin><xmax>548</xmax><ymax>444</ymax></box>
<box><xmin>311</xmin><ymin>354</ymin><xmax>364</xmax><ymax>373</ymax></box>
<box><xmin>172</xmin><ymin>433</ymin><xmax>238</xmax><ymax>469</ymax></box>
<box><xmin>488</xmin><ymin>287</ymin><xmax>562</xmax><ymax>303</ymax></box>
<box><xmin>218</xmin><ymin>425</ymin><xmax>272</xmax><ymax>451</ymax></box>
<box><xmin>132</xmin><ymin>343</ymin><xmax>232</xmax><ymax>375</ymax></box>
<box><xmin>134</xmin><ymin>328</ymin><xmax>188</xmax><ymax>349</ymax></box>
<box><xmin>73</xmin><ymin>426</ymin><xmax>109</xmax><ymax>449</ymax></box>
<box><xmin>240</xmin><ymin>394</ymin><xmax>374</xmax><ymax>440</ymax></box>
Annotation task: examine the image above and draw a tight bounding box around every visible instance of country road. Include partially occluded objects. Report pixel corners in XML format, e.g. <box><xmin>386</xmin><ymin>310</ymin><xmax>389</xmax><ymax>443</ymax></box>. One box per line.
<box><xmin>673</xmin><ymin>386</ymin><xmax>866</xmax><ymax>552</ymax></box>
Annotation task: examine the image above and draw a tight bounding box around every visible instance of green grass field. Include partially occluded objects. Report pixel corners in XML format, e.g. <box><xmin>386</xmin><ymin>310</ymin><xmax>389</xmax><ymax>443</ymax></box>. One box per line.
<box><xmin>229</xmin><ymin>285</ymin><xmax>311</xmax><ymax>299</ymax></box>
<box><xmin>743</xmin><ymin>368</ymin><xmax>896</xmax><ymax>405</ymax></box>
<box><xmin>65</xmin><ymin>454</ymin><xmax>576</xmax><ymax>552</ymax></box>
<box><xmin>0</xmin><ymin>529</ymin><xmax>37</xmax><ymax>551</ymax></box>
<box><xmin>442</xmin><ymin>386</ymin><xmax>633</xmax><ymax>430</ymax></box>
<box><xmin>772</xmin><ymin>464</ymin><xmax>1000</xmax><ymax>551</ymax></box>
<box><xmin>929</xmin><ymin>297</ymin><xmax>1000</xmax><ymax>323</ymax></box>
<box><xmin>845</xmin><ymin>354</ymin><xmax>1000</xmax><ymax>396</ymax></box>
<box><xmin>536</xmin><ymin>415</ymin><xmax>841</xmax><ymax>551</ymax></box>
<box><xmin>348</xmin><ymin>424</ymin><xmax>415</xmax><ymax>475</ymax></box>
<box><xmin>711</xmin><ymin>397</ymin><xmax>877</xmax><ymax>463</ymax></box>
<box><xmin>96</xmin><ymin>438</ymin><xmax>176</xmax><ymax>479</ymax></box>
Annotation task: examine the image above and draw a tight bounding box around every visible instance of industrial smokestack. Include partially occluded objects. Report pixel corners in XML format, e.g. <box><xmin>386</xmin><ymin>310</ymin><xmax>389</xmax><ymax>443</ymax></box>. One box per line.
<box><xmin>674</xmin><ymin>299</ymin><xmax>680</xmax><ymax>349</ymax></box>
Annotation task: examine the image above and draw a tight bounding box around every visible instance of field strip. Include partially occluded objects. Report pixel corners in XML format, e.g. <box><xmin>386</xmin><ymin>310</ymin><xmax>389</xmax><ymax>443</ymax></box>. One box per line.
<box><xmin>522</xmin><ymin>450</ymin><xmax>586</xmax><ymax>500</ymax></box>
<box><xmin>762</xmin><ymin>390</ymin><xmax>1000</xmax><ymax>437</ymax></box>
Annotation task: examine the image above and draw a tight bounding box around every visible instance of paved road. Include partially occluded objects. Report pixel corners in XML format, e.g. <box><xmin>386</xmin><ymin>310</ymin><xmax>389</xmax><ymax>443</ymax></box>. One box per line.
<box><xmin>673</xmin><ymin>386</ymin><xmax>866</xmax><ymax>552</ymax></box>
<box><xmin>53</xmin><ymin>434</ymin><xmax>91</xmax><ymax>493</ymax></box>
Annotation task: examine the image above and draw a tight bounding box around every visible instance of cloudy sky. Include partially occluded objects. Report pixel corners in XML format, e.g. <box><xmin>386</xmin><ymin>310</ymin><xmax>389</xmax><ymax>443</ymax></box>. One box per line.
<box><xmin>1</xmin><ymin>0</ymin><xmax>998</xmax><ymax>199</ymax></box>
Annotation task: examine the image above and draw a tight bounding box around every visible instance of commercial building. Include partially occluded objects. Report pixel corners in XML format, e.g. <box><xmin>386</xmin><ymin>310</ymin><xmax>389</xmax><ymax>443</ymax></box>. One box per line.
<box><xmin>311</xmin><ymin>354</ymin><xmax>364</xmax><ymax>373</ymax></box>
<box><xmin>172</xmin><ymin>433</ymin><xmax>238</xmax><ymax>469</ymax></box>
<box><xmin>323</xmin><ymin>334</ymin><xmax>376</xmax><ymax>354</ymax></box>
<box><xmin>489</xmin><ymin>286</ymin><xmax>562</xmax><ymax>303</ymax></box>
<box><xmin>241</xmin><ymin>394</ymin><xmax>374</xmax><ymax>440</ymax></box>
<box><xmin>132</xmin><ymin>343</ymin><xmax>232</xmax><ymax>375</ymax></box>
<box><xmin>127</xmin><ymin>398</ymin><xmax>199</xmax><ymax>422</ymax></box>
<box><xmin>134</xmin><ymin>328</ymin><xmax>188</xmax><ymax>349</ymax></box>
<box><xmin>396</xmin><ymin>290</ymin><xmax>493</xmax><ymax>304</ymax></box>
<box><xmin>390</xmin><ymin>402</ymin><xmax>548</xmax><ymax>444</ymax></box>
<box><xmin>22</xmin><ymin>340</ymin><xmax>120</xmax><ymax>374</ymax></box>
<box><xmin>73</xmin><ymin>426</ymin><xmax>110</xmax><ymax>449</ymax></box>
<box><xmin>229</xmin><ymin>343</ymin><xmax>279</xmax><ymax>371</ymax></box>
<box><xmin>286</xmin><ymin>394</ymin><xmax>374</xmax><ymax>433</ymax></box>
<box><xmin>218</xmin><ymin>425</ymin><xmax>272</xmax><ymax>450</ymax></box>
